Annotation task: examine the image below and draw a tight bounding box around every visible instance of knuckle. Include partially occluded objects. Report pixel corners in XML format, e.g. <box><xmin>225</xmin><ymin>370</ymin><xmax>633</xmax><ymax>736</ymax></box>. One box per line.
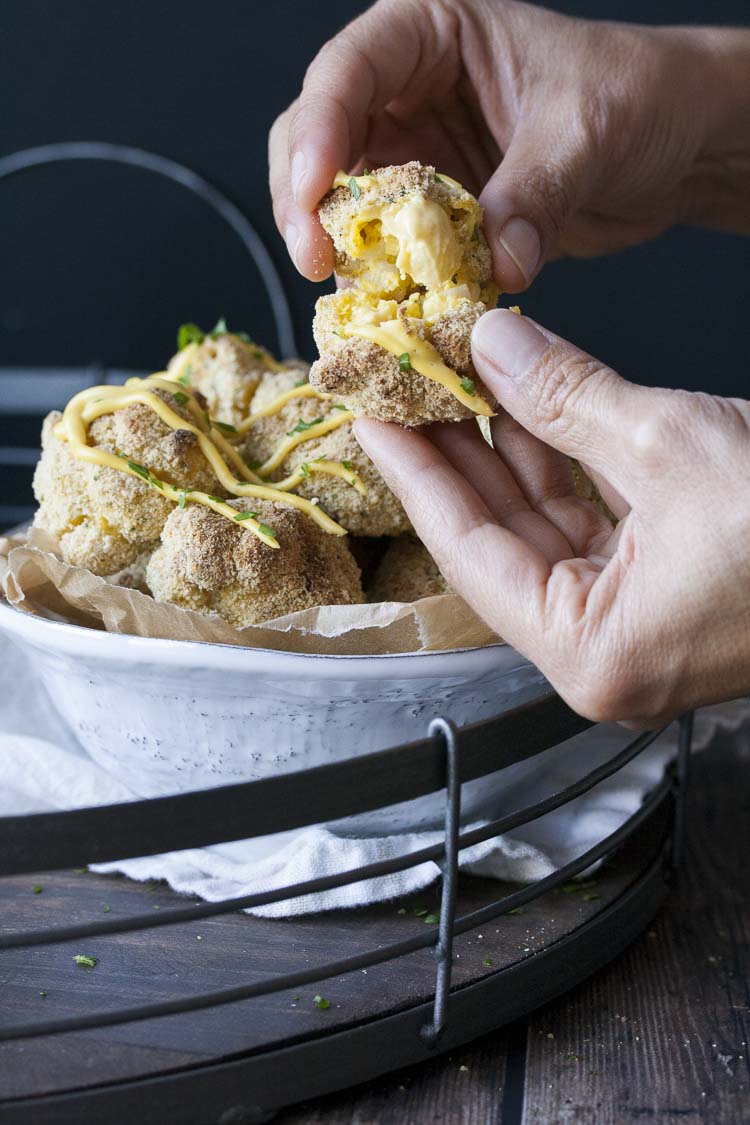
<box><xmin>531</xmin><ymin>351</ymin><xmax>609</xmax><ymax>438</ymax></box>
<box><xmin>629</xmin><ymin>391</ymin><xmax>693</xmax><ymax>467</ymax></box>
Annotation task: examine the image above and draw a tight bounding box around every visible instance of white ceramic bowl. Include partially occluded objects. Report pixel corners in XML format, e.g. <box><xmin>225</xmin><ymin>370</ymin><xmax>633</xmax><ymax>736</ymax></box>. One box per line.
<box><xmin>0</xmin><ymin>600</ymin><xmax>548</xmax><ymax>833</ymax></box>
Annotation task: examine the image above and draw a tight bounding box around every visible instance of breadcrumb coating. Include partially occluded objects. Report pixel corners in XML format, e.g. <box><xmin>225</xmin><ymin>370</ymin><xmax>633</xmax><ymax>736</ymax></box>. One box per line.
<box><xmin>370</xmin><ymin>536</ymin><xmax>453</xmax><ymax>602</ymax></box>
<box><xmin>310</xmin><ymin>161</ymin><xmax>498</xmax><ymax>425</ymax></box>
<box><xmin>311</xmin><ymin>293</ymin><xmax>495</xmax><ymax>426</ymax></box>
<box><xmin>32</xmin><ymin>391</ymin><xmax>224</xmax><ymax>576</ymax></box>
<box><xmin>146</xmin><ymin>498</ymin><xmax>364</xmax><ymax>627</ymax></box>
<box><xmin>240</xmin><ymin>370</ymin><xmax>411</xmax><ymax>537</ymax></box>
<box><xmin>167</xmin><ymin>332</ymin><xmax>308</xmax><ymax>427</ymax></box>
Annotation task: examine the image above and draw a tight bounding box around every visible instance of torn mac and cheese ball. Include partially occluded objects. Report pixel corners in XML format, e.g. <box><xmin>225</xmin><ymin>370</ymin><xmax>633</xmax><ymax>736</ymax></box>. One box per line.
<box><xmin>167</xmin><ymin>322</ymin><xmax>309</xmax><ymax>429</ymax></box>
<box><xmin>146</xmin><ymin>498</ymin><xmax>364</xmax><ymax>627</ymax></box>
<box><xmin>310</xmin><ymin>162</ymin><xmax>499</xmax><ymax>426</ymax></box>
<box><xmin>238</xmin><ymin>368</ymin><xmax>411</xmax><ymax>537</ymax></box>
<box><xmin>33</xmin><ymin>389</ymin><xmax>224</xmax><ymax>577</ymax></box>
<box><xmin>370</xmin><ymin>535</ymin><xmax>452</xmax><ymax>602</ymax></box>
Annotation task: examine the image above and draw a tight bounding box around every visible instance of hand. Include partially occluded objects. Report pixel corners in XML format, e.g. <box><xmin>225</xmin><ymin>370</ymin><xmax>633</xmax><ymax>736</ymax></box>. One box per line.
<box><xmin>269</xmin><ymin>0</ymin><xmax>750</xmax><ymax>288</ymax></box>
<box><xmin>354</xmin><ymin>309</ymin><xmax>750</xmax><ymax>726</ymax></box>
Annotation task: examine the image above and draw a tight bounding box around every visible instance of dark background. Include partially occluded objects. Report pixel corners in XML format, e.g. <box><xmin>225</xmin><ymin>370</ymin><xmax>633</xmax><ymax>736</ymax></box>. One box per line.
<box><xmin>1</xmin><ymin>0</ymin><xmax>748</xmax><ymax>523</ymax></box>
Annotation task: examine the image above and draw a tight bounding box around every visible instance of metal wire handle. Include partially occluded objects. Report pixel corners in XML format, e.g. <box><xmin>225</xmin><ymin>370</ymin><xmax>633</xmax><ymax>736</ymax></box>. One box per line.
<box><xmin>421</xmin><ymin>717</ymin><xmax>462</xmax><ymax>1046</ymax></box>
<box><xmin>0</xmin><ymin>141</ymin><xmax>297</xmax><ymax>358</ymax></box>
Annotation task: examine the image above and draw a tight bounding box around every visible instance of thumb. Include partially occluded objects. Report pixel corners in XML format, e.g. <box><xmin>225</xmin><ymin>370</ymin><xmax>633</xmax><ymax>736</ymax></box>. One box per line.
<box><xmin>479</xmin><ymin>119</ymin><xmax>592</xmax><ymax>291</ymax></box>
<box><xmin>472</xmin><ymin>309</ymin><xmax>654</xmax><ymax>493</ymax></box>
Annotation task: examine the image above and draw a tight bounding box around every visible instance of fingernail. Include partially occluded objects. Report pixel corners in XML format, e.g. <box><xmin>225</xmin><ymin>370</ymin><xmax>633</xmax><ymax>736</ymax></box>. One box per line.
<box><xmin>285</xmin><ymin>223</ymin><xmax>302</xmax><ymax>271</ymax></box>
<box><xmin>291</xmin><ymin>151</ymin><xmax>309</xmax><ymax>206</ymax></box>
<box><xmin>497</xmin><ymin>217</ymin><xmax>541</xmax><ymax>283</ymax></box>
<box><xmin>472</xmin><ymin>309</ymin><xmax>547</xmax><ymax>380</ymax></box>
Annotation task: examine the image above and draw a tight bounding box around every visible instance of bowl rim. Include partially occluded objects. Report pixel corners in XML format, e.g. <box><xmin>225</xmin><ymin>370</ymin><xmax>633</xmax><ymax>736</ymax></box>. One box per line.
<box><xmin>0</xmin><ymin>597</ymin><xmax>529</xmax><ymax>681</ymax></box>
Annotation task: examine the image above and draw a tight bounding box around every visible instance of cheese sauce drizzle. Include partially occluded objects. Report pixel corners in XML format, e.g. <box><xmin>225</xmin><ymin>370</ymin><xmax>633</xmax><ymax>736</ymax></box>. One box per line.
<box><xmin>52</xmin><ymin>375</ymin><xmax>366</xmax><ymax>547</ymax></box>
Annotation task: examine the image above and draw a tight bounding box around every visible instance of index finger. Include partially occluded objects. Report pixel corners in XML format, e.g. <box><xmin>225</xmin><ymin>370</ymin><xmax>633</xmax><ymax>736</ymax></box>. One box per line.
<box><xmin>284</xmin><ymin>0</ymin><xmax>440</xmax><ymax>212</ymax></box>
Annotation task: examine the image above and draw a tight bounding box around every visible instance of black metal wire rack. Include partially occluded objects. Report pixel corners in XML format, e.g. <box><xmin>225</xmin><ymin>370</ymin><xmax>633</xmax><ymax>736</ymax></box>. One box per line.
<box><xmin>0</xmin><ymin>691</ymin><xmax>694</xmax><ymax>1124</ymax></box>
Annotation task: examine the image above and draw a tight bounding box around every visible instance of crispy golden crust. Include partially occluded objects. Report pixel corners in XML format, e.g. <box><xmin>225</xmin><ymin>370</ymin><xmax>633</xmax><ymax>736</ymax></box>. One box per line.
<box><xmin>167</xmin><ymin>333</ymin><xmax>308</xmax><ymax>427</ymax></box>
<box><xmin>310</xmin><ymin>295</ymin><xmax>495</xmax><ymax>426</ymax></box>
<box><xmin>240</xmin><ymin>371</ymin><xmax>411</xmax><ymax>537</ymax></box>
<box><xmin>146</xmin><ymin>498</ymin><xmax>364</xmax><ymax>628</ymax></box>
<box><xmin>312</xmin><ymin>161</ymin><xmax>498</xmax><ymax>425</ymax></box>
<box><xmin>32</xmin><ymin>392</ymin><xmax>223</xmax><ymax>577</ymax></box>
<box><xmin>370</xmin><ymin>536</ymin><xmax>452</xmax><ymax>602</ymax></box>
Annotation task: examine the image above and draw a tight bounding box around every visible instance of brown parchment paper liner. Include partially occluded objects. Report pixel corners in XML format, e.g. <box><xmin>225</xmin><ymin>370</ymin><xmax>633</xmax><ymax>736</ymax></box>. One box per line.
<box><xmin>0</xmin><ymin>529</ymin><xmax>500</xmax><ymax>655</ymax></box>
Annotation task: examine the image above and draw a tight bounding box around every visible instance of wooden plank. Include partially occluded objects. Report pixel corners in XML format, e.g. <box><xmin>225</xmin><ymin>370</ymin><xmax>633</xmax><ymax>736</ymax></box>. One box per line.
<box><xmin>522</xmin><ymin>724</ymin><xmax>750</xmax><ymax>1125</ymax></box>
<box><xmin>276</xmin><ymin>1029</ymin><xmax>510</xmax><ymax>1125</ymax></box>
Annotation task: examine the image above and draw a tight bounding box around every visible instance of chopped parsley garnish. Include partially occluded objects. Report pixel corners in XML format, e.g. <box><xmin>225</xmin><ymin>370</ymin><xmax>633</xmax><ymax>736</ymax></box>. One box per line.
<box><xmin>397</xmin><ymin>908</ymin><xmax>407</xmax><ymax>916</ymax></box>
<box><xmin>32</xmin><ymin>884</ymin><xmax>43</xmax><ymax>894</ymax></box>
<box><xmin>331</xmin><ymin>403</ymin><xmax>348</xmax><ymax>411</ymax></box>
<box><xmin>203</xmin><ymin>411</ymin><xmax>211</xmax><ymax>429</ymax></box>
<box><xmin>300</xmin><ymin>463</ymin><xmax>311</xmax><ymax>478</ymax></box>
<box><xmin>412</xmin><ymin>905</ymin><xmax>428</xmax><ymax>917</ymax></box>
<box><xmin>483</xmin><ymin>955</ymin><xmax>493</xmax><ymax>967</ymax></box>
<box><xmin>313</xmin><ymin>994</ymin><xmax>331</xmax><ymax>1010</ymax></box>
<box><xmin>294</xmin><ymin>378</ymin><xmax>308</xmax><ymax>387</ymax></box>
<box><xmin>423</xmin><ymin>912</ymin><xmax>440</xmax><ymax>925</ymax></box>
<box><xmin>348</xmin><ymin>177</ymin><xmax>361</xmax><ymax>200</ymax></box>
<box><xmin>398</xmin><ymin>353</ymin><xmax>412</xmax><ymax>372</ymax></box>
<box><xmin>460</xmin><ymin>376</ymin><xmax>476</xmax><ymax>397</ymax></box>
<box><xmin>248</xmin><ymin>459</ymin><xmax>263</xmax><ymax>471</ymax></box>
<box><xmin>149</xmin><ymin>474</ymin><xmax>164</xmax><ymax>490</ymax></box>
<box><xmin>39</xmin><ymin>990</ymin><xmax>48</xmax><ymax>998</ymax></box>
<box><xmin>434</xmin><ymin>173</ymin><xmax>444</xmax><ymax>183</ymax></box>
<box><xmin>207</xmin><ymin>495</ymin><xmax>226</xmax><ymax>503</ymax></box>
<box><xmin>178</xmin><ymin>365</ymin><xmax>193</xmax><ymax>386</ymax></box>
<box><xmin>471</xmin><ymin>225</ymin><xmax>479</xmax><ymax>242</ymax></box>
<box><xmin>177</xmin><ymin>322</ymin><xmax>205</xmax><ymax>350</ymax></box>
<box><xmin>214</xmin><ymin>420</ymin><xmax>238</xmax><ymax>434</ymax></box>
<box><xmin>287</xmin><ymin>417</ymin><xmax>323</xmax><ymax>436</ymax></box>
<box><xmin>74</xmin><ymin>955</ymin><xmax>98</xmax><ymax>968</ymax></box>
<box><xmin>209</xmin><ymin>317</ymin><xmax>228</xmax><ymax>337</ymax></box>
<box><xmin>506</xmin><ymin>906</ymin><xmax>525</xmax><ymax>915</ymax></box>
<box><xmin>127</xmin><ymin>460</ymin><xmax>150</xmax><ymax>481</ymax></box>
<box><xmin>582</xmin><ymin>893</ymin><xmax>600</xmax><ymax>902</ymax></box>
<box><xmin>257</xmin><ymin>523</ymin><xmax>276</xmax><ymax>539</ymax></box>
<box><xmin>173</xmin><ymin>391</ymin><xmax>189</xmax><ymax>406</ymax></box>
<box><xmin>178</xmin><ymin>489</ymin><xmax>190</xmax><ymax>509</ymax></box>
<box><xmin>234</xmin><ymin>511</ymin><xmax>259</xmax><ymax>522</ymax></box>
<box><xmin>341</xmin><ymin>460</ymin><xmax>353</xmax><ymax>471</ymax></box>
<box><xmin>102</xmin><ymin>905</ymin><xmax>112</xmax><ymax>913</ymax></box>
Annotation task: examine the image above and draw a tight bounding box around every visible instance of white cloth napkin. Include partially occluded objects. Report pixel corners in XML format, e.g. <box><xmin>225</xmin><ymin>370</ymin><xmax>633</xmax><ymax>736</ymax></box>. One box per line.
<box><xmin>2</xmin><ymin>632</ymin><xmax>747</xmax><ymax>917</ymax></box>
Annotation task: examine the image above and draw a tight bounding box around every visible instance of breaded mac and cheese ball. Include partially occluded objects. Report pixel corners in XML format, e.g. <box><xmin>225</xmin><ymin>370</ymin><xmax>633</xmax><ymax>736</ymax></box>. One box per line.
<box><xmin>146</xmin><ymin>498</ymin><xmax>364</xmax><ymax>627</ymax></box>
<box><xmin>310</xmin><ymin>162</ymin><xmax>499</xmax><ymax>426</ymax></box>
<box><xmin>240</xmin><ymin>369</ymin><xmax>411</xmax><ymax>537</ymax></box>
<box><xmin>33</xmin><ymin>390</ymin><xmax>224</xmax><ymax>577</ymax></box>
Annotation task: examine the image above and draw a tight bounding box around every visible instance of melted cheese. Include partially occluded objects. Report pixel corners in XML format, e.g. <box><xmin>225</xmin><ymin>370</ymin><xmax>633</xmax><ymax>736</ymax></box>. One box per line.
<box><xmin>345</xmin><ymin>319</ymin><xmax>493</xmax><ymax>416</ymax></box>
<box><xmin>379</xmin><ymin>197</ymin><xmax>460</xmax><ymax>291</ymax></box>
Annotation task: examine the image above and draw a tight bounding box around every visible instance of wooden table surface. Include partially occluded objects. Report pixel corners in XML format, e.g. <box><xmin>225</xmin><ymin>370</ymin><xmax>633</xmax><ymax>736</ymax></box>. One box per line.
<box><xmin>277</xmin><ymin>719</ymin><xmax>749</xmax><ymax>1125</ymax></box>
